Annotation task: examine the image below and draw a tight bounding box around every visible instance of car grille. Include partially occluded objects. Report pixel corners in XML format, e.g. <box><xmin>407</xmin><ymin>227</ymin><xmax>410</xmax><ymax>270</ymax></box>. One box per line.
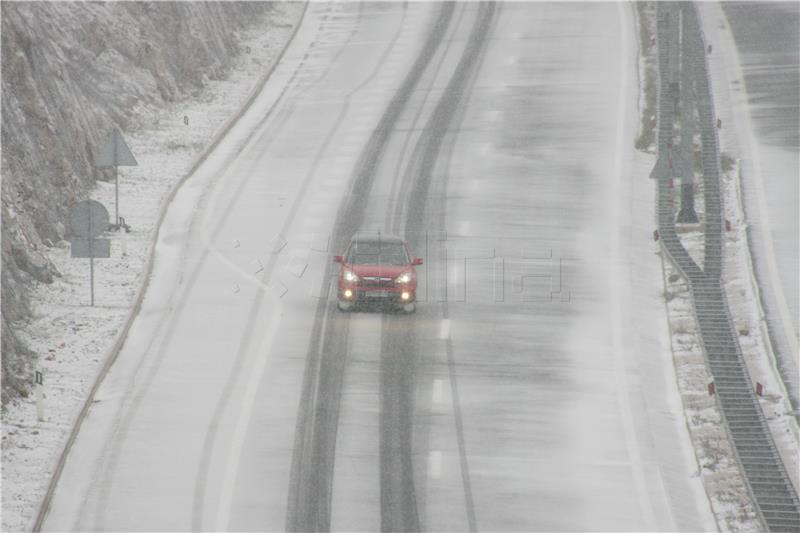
<box><xmin>361</xmin><ymin>276</ymin><xmax>394</xmax><ymax>288</ymax></box>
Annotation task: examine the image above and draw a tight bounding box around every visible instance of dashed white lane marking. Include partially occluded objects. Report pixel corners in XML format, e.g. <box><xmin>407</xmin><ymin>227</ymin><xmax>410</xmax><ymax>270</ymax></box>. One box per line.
<box><xmin>334</xmin><ymin>158</ymin><xmax>355</xmax><ymax>170</ymax></box>
<box><xmin>338</xmin><ymin>144</ymin><xmax>362</xmax><ymax>155</ymax></box>
<box><xmin>353</xmin><ymin>114</ymin><xmax>377</xmax><ymax>126</ymax></box>
<box><xmin>346</xmin><ymin>39</ymin><xmax>408</xmax><ymax>46</ymax></box>
<box><xmin>377</xmin><ymin>75</ymin><xmax>400</xmax><ymax>87</ymax></box>
<box><xmin>439</xmin><ymin>319</ymin><xmax>450</xmax><ymax>340</ymax></box>
<box><xmin>322</xmin><ymin>176</ymin><xmax>346</xmax><ymax>188</ymax></box>
<box><xmin>428</xmin><ymin>451</ymin><xmax>442</xmax><ymax>480</ymax></box>
<box><xmin>432</xmin><ymin>379</ymin><xmax>443</xmax><ymax>404</ymax></box>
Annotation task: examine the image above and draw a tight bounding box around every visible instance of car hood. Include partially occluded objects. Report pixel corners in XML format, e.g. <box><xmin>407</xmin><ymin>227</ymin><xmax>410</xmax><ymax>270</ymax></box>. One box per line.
<box><xmin>348</xmin><ymin>264</ymin><xmax>410</xmax><ymax>278</ymax></box>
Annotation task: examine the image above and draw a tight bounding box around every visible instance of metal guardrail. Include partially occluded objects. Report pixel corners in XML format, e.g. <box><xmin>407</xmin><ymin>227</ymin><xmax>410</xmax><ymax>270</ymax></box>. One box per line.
<box><xmin>654</xmin><ymin>3</ymin><xmax>800</xmax><ymax>531</ymax></box>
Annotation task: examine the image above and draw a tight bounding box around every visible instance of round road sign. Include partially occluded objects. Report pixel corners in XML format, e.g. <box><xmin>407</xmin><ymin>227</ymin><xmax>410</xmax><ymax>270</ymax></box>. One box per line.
<box><xmin>69</xmin><ymin>200</ymin><xmax>109</xmax><ymax>239</ymax></box>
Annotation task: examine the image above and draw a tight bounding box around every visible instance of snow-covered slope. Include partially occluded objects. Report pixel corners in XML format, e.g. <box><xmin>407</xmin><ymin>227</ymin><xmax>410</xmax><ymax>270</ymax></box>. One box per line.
<box><xmin>1</xmin><ymin>1</ymin><xmax>277</xmax><ymax>404</ymax></box>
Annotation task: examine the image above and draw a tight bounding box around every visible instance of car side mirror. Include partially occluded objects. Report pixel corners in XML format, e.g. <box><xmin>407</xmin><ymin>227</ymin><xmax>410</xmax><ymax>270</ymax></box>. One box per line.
<box><xmin>333</xmin><ymin>255</ymin><xmax>344</xmax><ymax>263</ymax></box>
<box><xmin>412</xmin><ymin>257</ymin><xmax>423</xmax><ymax>266</ymax></box>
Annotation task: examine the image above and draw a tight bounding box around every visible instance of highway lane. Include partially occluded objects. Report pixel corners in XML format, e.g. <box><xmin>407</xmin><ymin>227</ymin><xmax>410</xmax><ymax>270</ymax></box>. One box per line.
<box><xmin>414</xmin><ymin>3</ymin><xmax>715</xmax><ymax>530</ymax></box>
<box><xmin>287</xmin><ymin>3</ymin><xmax>483</xmax><ymax>530</ymax></box>
<box><xmin>714</xmin><ymin>1</ymin><xmax>800</xmax><ymax>407</ymax></box>
<box><xmin>42</xmin><ymin>2</ymin><xmax>719</xmax><ymax>532</ymax></box>
<box><xmin>297</xmin><ymin>1</ymin><xmax>715</xmax><ymax>532</ymax></box>
<box><xmin>721</xmin><ymin>4</ymin><xmax>799</xmax><ymax>338</ymax></box>
<box><xmin>42</xmin><ymin>3</ymin><xmax>440</xmax><ymax>530</ymax></box>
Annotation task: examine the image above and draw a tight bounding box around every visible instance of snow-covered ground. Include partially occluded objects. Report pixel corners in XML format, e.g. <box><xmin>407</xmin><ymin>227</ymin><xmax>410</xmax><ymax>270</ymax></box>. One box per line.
<box><xmin>0</xmin><ymin>5</ymin><xmax>303</xmax><ymax>531</ymax></box>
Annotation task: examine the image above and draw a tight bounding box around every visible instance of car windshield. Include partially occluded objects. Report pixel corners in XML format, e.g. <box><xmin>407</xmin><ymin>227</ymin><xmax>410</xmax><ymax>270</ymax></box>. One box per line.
<box><xmin>347</xmin><ymin>241</ymin><xmax>408</xmax><ymax>266</ymax></box>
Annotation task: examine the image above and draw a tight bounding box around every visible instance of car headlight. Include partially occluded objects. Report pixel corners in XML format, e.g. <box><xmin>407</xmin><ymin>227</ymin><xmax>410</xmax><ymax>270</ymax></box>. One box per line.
<box><xmin>395</xmin><ymin>271</ymin><xmax>413</xmax><ymax>284</ymax></box>
<box><xmin>343</xmin><ymin>269</ymin><xmax>359</xmax><ymax>282</ymax></box>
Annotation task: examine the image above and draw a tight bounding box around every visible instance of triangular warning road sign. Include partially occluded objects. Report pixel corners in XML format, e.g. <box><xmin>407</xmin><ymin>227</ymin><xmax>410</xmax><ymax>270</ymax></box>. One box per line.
<box><xmin>94</xmin><ymin>129</ymin><xmax>138</xmax><ymax>167</ymax></box>
<box><xmin>649</xmin><ymin>155</ymin><xmax>671</xmax><ymax>180</ymax></box>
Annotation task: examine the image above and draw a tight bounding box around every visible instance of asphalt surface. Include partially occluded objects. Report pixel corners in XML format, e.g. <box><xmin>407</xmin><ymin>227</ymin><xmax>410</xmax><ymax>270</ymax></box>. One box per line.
<box><xmin>42</xmin><ymin>3</ymin><xmax>717</xmax><ymax>531</ymax></box>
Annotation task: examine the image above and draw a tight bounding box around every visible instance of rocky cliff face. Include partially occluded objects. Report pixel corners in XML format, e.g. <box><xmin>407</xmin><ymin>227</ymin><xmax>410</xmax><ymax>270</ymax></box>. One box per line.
<box><xmin>1</xmin><ymin>1</ymin><xmax>275</xmax><ymax>404</ymax></box>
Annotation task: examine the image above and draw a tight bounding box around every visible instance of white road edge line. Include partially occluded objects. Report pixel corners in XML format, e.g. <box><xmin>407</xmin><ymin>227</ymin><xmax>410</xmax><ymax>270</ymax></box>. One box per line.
<box><xmin>428</xmin><ymin>450</ymin><xmax>442</xmax><ymax>480</ymax></box>
<box><xmin>439</xmin><ymin>319</ymin><xmax>451</xmax><ymax>340</ymax></box>
<box><xmin>432</xmin><ymin>379</ymin><xmax>444</xmax><ymax>404</ymax></box>
<box><xmin>214</xmin><ymin>296</ymin><xmax>283</xmax><ymax>531</ymax></box>
<box><xmin>611</xmin><ymin>3</ymin><xmax>658</xmax><ymax>530</ymax></box>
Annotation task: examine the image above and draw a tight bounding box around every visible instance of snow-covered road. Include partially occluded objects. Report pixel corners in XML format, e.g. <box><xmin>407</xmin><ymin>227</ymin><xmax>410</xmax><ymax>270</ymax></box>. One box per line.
<box><xmin>721</xmin><ymin>2</ymin><xmax>799</xmax><ymax>337</ymax></box>
<box><xmin>42</xmin><ymin>3</ymin><xmax>716</xmax><ymax>531</ymax></box>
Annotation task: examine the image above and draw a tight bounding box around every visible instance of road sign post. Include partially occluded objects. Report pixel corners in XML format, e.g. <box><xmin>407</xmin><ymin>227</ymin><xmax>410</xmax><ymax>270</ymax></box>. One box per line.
<box><xmin>95</xmin><ymin>129</ymin><xmax>138</xmax><ymax>227</ymax></box>
<box><xmin>69</xmin><ymin>200</ymin><xmax>111</xmax><ymax>306</ymax></box>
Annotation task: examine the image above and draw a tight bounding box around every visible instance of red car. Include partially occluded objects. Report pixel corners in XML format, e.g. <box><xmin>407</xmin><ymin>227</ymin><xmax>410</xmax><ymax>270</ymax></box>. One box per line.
<box><xmin>333</xmin><ymin>234</ymin><xmax>422</xmax><ymax>313</ymax></box>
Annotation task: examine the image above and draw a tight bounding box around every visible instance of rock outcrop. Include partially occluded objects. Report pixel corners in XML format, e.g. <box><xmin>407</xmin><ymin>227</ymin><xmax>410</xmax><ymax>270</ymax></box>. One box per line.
<box><xmin>1</xmin><ymin>1</ymin><xmax>275</xmax><ymax>405</ymax></box>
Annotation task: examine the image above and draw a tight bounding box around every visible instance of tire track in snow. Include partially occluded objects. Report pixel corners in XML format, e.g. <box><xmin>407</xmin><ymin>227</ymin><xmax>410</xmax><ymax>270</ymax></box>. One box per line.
<box><xmin>383</xmin><ymin>5</ymin><xmax>469</xmax><ymax>233</ymax></box>
<box><xmin>380</xmin><ymin>3</ymin><xmax>496</xmax><ymax>530</ymax></box>
<box><xmin>284</xmin><ymin>4</ymin><xmax>456</xmax><ymax>531</ymax></box>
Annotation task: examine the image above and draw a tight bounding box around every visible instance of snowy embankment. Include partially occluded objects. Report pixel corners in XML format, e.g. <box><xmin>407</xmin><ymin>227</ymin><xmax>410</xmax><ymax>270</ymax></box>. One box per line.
<box><xmin>635</xmin><ymin>3</ymin><xmax>799</xmax><ymax>532</ymax></box>
<box><xmin>1</xmin><ymin>6</ymin><xmax>303</xmax><ymax>531</ymax></box>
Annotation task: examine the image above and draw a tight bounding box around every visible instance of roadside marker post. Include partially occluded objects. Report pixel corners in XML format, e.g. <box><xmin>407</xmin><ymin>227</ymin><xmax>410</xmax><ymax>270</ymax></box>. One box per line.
<box><xmin>95</xmin><ymin>128</ymin><xmax>138</xmax><ymax>227</ymax></box>
<box><xmin>120</xmin><ymin>217</ymin><xmax>128</xmax><ymax>256</ymax></box>
<box><xmin>69</xmin><ymin>200</ymin><xmax>111</xmax><ymax>306</ymax></box>
<box><xmin>35</xmin><ymin>370</ymin><xmax>44</xmax><ymax>422</ymax></box>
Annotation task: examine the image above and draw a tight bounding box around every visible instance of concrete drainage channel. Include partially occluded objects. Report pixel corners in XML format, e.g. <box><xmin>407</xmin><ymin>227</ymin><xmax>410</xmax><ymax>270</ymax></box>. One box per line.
<box><xmin>653</xmin><ymin>2</ymin><xmax>800</xmax><ymax>531</ymax></box>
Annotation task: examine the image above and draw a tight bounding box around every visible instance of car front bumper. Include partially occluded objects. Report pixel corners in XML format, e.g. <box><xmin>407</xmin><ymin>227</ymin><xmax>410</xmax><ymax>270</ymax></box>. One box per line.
<box><xmin>338</xmin><ymin>285</ymin><xmax>416</xmax><ymax>304</ymax></box>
